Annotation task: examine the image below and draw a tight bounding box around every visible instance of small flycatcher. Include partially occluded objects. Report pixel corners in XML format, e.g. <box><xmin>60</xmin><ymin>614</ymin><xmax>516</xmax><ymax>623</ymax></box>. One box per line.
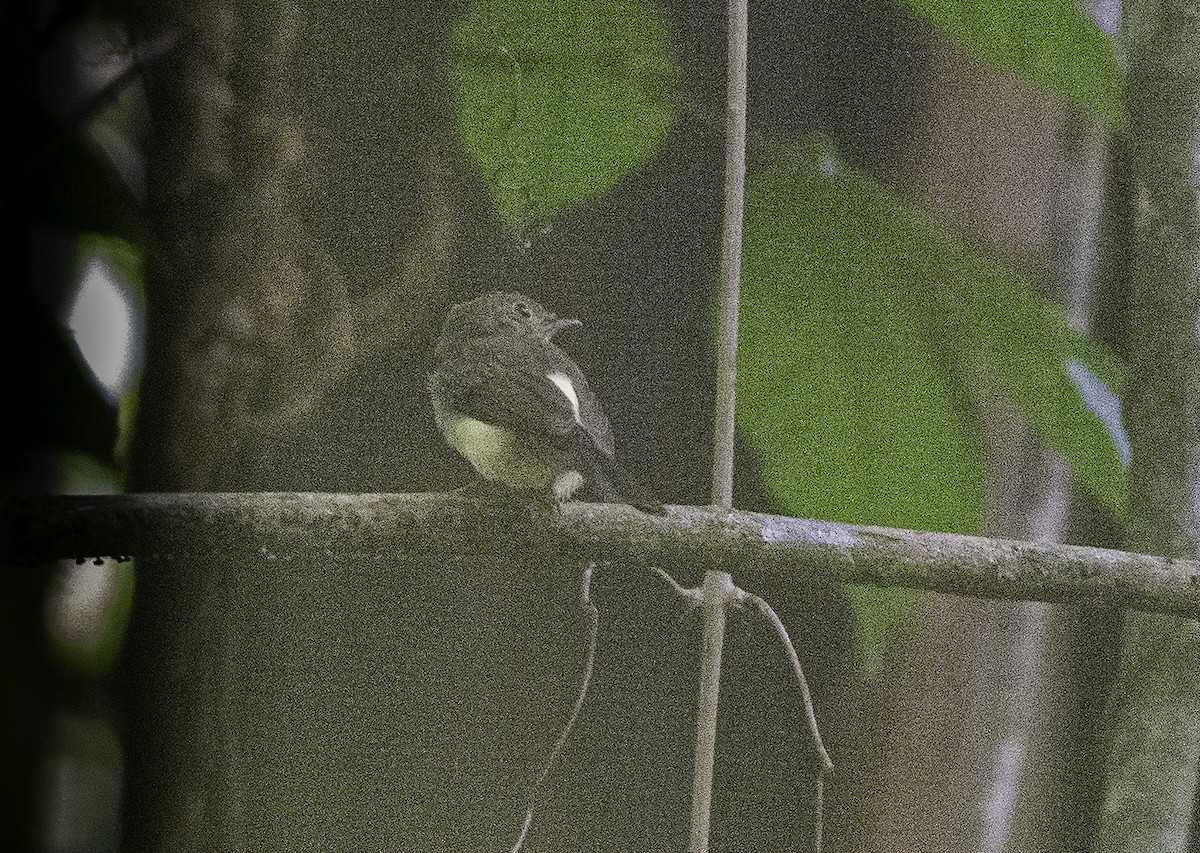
<box><xmin>428</xmin><ymin>290</ymin><xmax>663</xmax><ymax>513</ymax></box>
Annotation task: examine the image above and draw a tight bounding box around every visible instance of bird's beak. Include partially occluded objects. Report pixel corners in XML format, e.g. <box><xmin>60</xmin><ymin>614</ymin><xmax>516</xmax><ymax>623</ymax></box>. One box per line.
<box><xmin>552</xmin><ymin>317</ymin><xmax>582</xmax><ymax>336</ymax></box>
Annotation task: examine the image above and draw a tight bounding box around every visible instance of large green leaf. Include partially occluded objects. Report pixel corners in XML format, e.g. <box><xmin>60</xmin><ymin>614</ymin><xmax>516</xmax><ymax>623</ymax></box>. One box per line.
<box><xmin>739</xmin><ymin>147</ymin><xmax>991</xmax><ymax>534</ymax></box>
<box><xmin>451</xmin><ymin>0</ymin><xmax>678</xmax><ymax>230</ymax></box>
<box><xmin>737</xmin><ymin>140</ymin><xmax>1126</xmax><ymax>671</ymax></box>
<box><xmin>739</xmin><ymin>145</ymin><xmax>987</xmax><ymax>674</ymax></box>
<box><xmin>900</xmin><ymin>0</ymin><xmax>1122</xmax><ymax>122</ymax></box>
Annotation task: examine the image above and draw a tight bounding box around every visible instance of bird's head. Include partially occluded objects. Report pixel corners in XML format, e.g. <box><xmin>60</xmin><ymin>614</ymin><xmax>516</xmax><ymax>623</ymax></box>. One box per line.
<box><xmin>438</xmin><ymin>290</ymin><xmax>580</xmax><ymax>350</ymax></box>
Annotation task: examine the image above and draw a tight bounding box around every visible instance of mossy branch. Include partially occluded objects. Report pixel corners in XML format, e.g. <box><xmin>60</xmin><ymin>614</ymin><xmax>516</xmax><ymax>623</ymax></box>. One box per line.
<box><xmin>4</xmin><ymin>492</ymin><xmax>1198</xmax><ymax>619</ymax></box>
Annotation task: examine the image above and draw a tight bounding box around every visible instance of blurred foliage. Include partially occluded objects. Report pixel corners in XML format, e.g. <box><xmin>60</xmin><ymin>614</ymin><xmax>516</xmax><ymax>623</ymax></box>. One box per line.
<box><xmin>446</xmin><ymin>0</ymin><xmax>1129</xmax><ymax>672</ymax></box>
<box><xmin>37</xmin><ymin>235</ymin><xmax>143</xmax><ymax>677</ymax></box>
<box><xmin>450</xmin><ymin>0</ymin><xmax>678</xmax><ymax>230</ymax></box>
<box><xmin>738</xmin><ymin>143</ymin><xmax>987</xmax><ymax>673</ymax></box>
<box><xmin>46</xmin><ymin>555</ymin><xmax>136</xmax><ymax>678</ymax></box>
<box><xmin>899</xmin><ymin>0</ymin><xmax>1123</xmax><ymax>123</ymax></box>
<box><xmin>38</xmin><ymin>131</ymin><xmax>146</xmax><ymax>245</ymax></box>
<box><xmin>73</xmin><ymin>233</ymin><xmax>144</xmax><ymax>471</ymax></box>
<box><xmin>738</xmin><ymin>148</ymin><xmax>988</xmax><ymax>536</ymax></box>
<box><xmin>736</xmin><ymin>140</ymin><xmax>1125</xmax><ymax>669</ymax></box>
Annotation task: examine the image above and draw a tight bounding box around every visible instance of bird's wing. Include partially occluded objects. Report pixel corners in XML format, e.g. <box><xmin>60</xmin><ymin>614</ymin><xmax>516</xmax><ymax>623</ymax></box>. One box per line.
<box><xmin>440</xmin><ymin>339</ymin><xmax>615</xmax><ymax>456</ymax></box>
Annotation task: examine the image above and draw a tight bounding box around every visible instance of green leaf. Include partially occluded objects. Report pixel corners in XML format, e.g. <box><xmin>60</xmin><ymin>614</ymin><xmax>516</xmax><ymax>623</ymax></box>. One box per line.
<box><xmin>739</xmin><ymin>145</ymin><xmax>988</xmax><ymax>537</ymax></box>
<box><xmin>737</xmin><ymin>139</ymin><xmax>1127</xmax><ymax>672</ymax></box>
<box><xmin>900</xmin><ymin>0</ymin><xmax>1122</xmax><ymax>122</ymax></box>
<box><xmin>932</xmin><ymin>238</ymin><xmax>1128</xmax><ymax>519</ymax></box>
<box><xmin>451</xmin><ymin>0</ymin><xmax>678</xmax><ymax>230</ymax></box>
<box><xmin>739</xmin><ymin>143</ymin><xmax>987</xmax><ymax>675</ymax></box>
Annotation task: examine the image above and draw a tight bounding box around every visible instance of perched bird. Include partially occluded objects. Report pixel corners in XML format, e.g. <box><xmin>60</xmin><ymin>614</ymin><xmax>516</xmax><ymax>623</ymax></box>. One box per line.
<box><xmin>428</xmin><ymin>290</ymin><xmax>664</xmax><ymax>513</ymax></box>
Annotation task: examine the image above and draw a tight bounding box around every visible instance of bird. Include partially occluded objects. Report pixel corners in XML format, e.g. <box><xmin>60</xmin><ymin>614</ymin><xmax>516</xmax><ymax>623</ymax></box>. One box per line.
<box><xmin>427</xmin><ymin>290</ymin><xmax>664</xmax><ymax>513</ymax></box>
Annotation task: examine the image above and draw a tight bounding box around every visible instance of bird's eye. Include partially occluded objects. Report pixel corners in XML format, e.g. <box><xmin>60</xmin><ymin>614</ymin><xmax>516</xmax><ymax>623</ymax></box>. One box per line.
<box><xmin>515</xmin><ymin>302</ymin><xmax>532</xmax><ymax>318</ymax></box>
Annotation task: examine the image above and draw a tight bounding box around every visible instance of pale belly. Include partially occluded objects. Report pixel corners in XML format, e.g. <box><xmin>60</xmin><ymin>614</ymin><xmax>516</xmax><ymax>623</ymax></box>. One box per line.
<box><xmin>438</xmin><ymin>413</ymin><xmax>582</xmax><ymax>499</ymax></box>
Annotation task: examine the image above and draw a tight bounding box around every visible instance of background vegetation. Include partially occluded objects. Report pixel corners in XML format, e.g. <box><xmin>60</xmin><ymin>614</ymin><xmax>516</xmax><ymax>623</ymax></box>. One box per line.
<box><xmin>8</xmin><ymin>0</ymin><xmax>1196</xmax><ymax>851</ymax></box>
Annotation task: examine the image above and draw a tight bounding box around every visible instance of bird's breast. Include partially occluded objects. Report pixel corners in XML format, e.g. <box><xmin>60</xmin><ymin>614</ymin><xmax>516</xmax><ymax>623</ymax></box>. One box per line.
<box><xmin>436</xmin><ymin>411</ymin><xmax>559</xmax><ymax>490</ymax></box>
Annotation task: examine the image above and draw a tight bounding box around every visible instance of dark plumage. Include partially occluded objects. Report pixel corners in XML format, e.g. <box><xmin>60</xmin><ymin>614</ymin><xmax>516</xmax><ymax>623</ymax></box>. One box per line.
<box><xmin>428</xmin><ymin>290</ymin><xmax>664</xmax><ymax>513</ymax></box>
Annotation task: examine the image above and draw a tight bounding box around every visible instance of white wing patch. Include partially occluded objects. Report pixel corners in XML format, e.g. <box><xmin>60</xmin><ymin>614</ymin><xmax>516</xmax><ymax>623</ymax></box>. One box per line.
<box><xmin>546</xmin><ymin>371</ymin><xmax>583</xmax><ymax>426</ymax></box>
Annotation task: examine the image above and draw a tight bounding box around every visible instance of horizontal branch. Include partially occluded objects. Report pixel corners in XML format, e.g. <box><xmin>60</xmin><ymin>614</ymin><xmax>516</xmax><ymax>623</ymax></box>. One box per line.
<box><xmin>3</xmin><ymin>492</ymin><xmax>1198</xmax><ymax>619</ymax></box>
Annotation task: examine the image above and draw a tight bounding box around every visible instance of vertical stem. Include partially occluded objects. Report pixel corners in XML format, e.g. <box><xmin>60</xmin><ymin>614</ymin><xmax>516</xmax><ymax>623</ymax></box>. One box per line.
<box><xmin>697</xmin><ymin>0</ymin><xmax>747</xmax><ymax>845</ymax></box>
<box><xmin>710</xmin><ymin>0</ymin><xmax>749</xmax><ymax>510</ymax></box>
<box><xmin>689</xmin><ymin>571</ymin><xmax>734</xmax><ymax>853</ymax></box>
<box><xmin>1092</xmin><ymin>1</ymin><xmax>1200</xmax><ymax>851</ymax></box>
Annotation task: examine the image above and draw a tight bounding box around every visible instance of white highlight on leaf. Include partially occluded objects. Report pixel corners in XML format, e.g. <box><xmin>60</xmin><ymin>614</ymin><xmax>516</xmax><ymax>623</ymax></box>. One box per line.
<box><xmin>65</xmin><ymin>254</ymin><xmax>140</xmax><ymax>403</ymax></box>
<box><xmin>46</xmin><ymin>557</ymin><xmax>120</xmax><ymax>646</ymax></box>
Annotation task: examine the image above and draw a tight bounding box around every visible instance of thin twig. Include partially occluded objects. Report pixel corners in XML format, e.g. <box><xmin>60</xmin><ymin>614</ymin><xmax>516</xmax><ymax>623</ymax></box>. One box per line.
<box><xmin>740</xmin><ymin>592</ymin><xmax>833</xmax><ymax>773</ymax></box>
<box><xmin>510</xmin><ymin>564</ymin><xmax>600</xmax><ymax>853</ymax></box>
<box><xmin>651</xmin><ymin>566</ymin><xmax>701</xmax><ymax>603</ymax></box>
<box><xmin>710</xmin><ymin>0</ymin><xmax>749</xmax><ymax>510</ymax></box>
<box><xmin>740</xmin><ymin>591</ymin><xmax>833</xmax><ymax>853</ymax></box>
<box><xmin>651</xmin><ymin>566</ymin><xmax>834</xmax><ymax>851</ymax></box>
<box><xmin>698</xmin><ymin>0</ymin><xmax>749</xmax><ymax>841</ymax></box>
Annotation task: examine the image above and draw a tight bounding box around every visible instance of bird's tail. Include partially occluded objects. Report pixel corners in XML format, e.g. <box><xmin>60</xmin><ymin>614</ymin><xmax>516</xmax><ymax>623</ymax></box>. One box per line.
<box><xmin>590</xmin><ymin>455</ymin><xmax>666</xmax><ymax>515</ymax></box>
